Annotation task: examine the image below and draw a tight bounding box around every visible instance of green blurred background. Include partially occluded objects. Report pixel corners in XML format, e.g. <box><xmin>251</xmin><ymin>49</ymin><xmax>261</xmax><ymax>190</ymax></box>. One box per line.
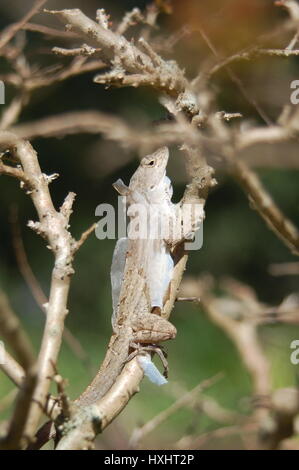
<box><xmin>0</xmin><ymin>0</ymin><xmax>299</xmax><ymax>449</ymax></box>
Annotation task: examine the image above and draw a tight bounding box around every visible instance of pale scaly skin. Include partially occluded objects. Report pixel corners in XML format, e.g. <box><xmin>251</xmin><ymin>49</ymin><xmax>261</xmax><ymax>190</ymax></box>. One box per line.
<box><xmin>78</xmin><ymin>147</ymin><xmax>204</xmax><ymax>405</ymax></box>
<box><xmin>112</xmin><ymin>147</ymin><xmax>177</xmax><ymax>337</ymax></box>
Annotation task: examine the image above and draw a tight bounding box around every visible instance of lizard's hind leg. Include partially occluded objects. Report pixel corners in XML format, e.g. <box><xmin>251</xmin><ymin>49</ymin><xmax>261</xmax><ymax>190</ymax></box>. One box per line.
<box><xmin>126</xmin><ymin>342</ymin><xmax>169</xmax><ymax>378</ymax></box>
<box><xmin>143</xmin><ymin>344</ymin><xmax>169</xmax><ymax>378</ymax></box>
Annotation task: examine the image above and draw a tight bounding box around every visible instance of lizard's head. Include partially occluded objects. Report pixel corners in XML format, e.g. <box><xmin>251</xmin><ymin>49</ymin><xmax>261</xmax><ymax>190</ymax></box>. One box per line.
<box><xmin>130</xmin><ymin>147</ymin><xmax>169</xmax><ymax>191</ymax></box>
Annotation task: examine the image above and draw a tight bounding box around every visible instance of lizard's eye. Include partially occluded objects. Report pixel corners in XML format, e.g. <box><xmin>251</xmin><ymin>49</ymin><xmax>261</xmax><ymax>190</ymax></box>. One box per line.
<box><xmin>146</xmin><ymin>160</ymin><xmax>155</xmax><ymax>167</ymax></box>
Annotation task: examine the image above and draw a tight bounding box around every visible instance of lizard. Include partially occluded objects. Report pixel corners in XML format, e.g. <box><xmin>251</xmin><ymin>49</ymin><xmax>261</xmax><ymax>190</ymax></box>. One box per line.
<box><xmin>77</xmin><ymin>146</ymin><xmax>205</xmax><ymax>406</ymax></box>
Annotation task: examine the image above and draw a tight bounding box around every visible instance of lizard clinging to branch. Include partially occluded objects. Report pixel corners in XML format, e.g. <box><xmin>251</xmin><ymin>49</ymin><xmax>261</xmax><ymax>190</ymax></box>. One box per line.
<box><xmin>78</xmin><ymin>147</ymin><xmax>205</xmax><ymax>405</ymax></box>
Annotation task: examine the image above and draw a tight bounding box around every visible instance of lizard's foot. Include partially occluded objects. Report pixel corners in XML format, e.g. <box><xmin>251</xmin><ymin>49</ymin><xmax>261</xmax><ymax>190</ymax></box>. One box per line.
<box><xmin>126</xmin><ymin>342</ymin><xmax>169</xmax><ymax>378</ymax></box>
<box><xmin>151</xmin><ymin>306</ymin><xmax>162</xmax><ymax>316</ymax></box>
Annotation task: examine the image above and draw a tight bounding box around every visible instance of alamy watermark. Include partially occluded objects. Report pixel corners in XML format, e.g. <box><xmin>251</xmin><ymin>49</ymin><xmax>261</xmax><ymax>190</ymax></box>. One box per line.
<box><xmin>290</xmin><ymin>80</ymin><xmax>299</xmax><ymax>104</ymax></box>
<box><xmin>0</xmin><ymin>81</ymin><xmax>5</xmax><ymax>105</ymax></box>
<box><xmin>290</xmin><ymin>340</ymin><xmax>299</xmax><ymax>365</ymax></box>
<box><xmin>0</xmin><ymin>341</ymin><xmax>5</xmax><ymax>365</ymax></box>
<box><xmin>95</xmin><ymin>196</ymin><xmax>204</xmax><ymax>250</ymax></box>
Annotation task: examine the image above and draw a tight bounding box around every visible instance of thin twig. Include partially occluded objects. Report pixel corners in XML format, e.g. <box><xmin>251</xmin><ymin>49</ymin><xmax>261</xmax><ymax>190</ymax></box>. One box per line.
<box><xmin>0</xmin><ymin>89</ymin><xmax>29</xmax><ymax>130</ymax></box>
<box><xmin>25</xmin><ymin>58</ymin><xmax>106</xmax><ymax>91</ymax></box>
<box><xmin>0</xmin><ymin>0</ymin><xmax>47</xmax><ymax>51</ymax></box>
<box><xmin>198</xmin><ymin>26</ymin><xmax>272</xmax><ymax>125</ymax></box>
<box><xmin>73</xmin><ymin>223</ymin><xmax>97</xmax><ymax>252</ymax></box>
<box><xmin>269</xmin><ymin>262</ymin><xmax>299</xmax><ymax>276</ymax></box>
<box><xmin>0</xmin><ymin>351</ymin><xmax>25</xmax><ymax>387</ymax></box>
<box><xmin>0</xmin><ymin>160</ymin><xmax>34</xmax><ymax>191</ymax></box>
<box><xmin>0</xmin><ymin>366</ymin><xmax>37</xmax><ymax>449</ymax></box>
<box><xmin>231</xmin><ymin>160</ymin><xmax>299</xmax><ymax>256</ymax></box>
<box><xmin>10</xmin><ymin>206</ymin><xmax>93</xmax><ymax>373</ymax></box>
<box><xmin>180</xmin><ymin>277</ymin><xmax>272</xmax><ymax>408</ymax></box>
<box><xmin>129</xmin><ymin>373</ymin><xmax>224</xmax><ymax>448</ymax></box>
<box><xmin>46</xmin><ymin>8</ymin><xmax>191</xmax><ymax>107</ymax></box>
<box><xmin>0</xmin><ymin>291</ymin><xmax>35</xmax><ymax>371</ymax></box>
<box><xmin>116</xmin><ymin>8</ymin><xmax>144</xmax><ymax>35</ymax></box>
<box><xmin>0</xmin><ymin>388</ymin><xmax>18</xmax><ymax>414</ymax></box>
<box><xmin>52</xmin><ymin>45</ymin><xmax>101</xmax><ymax>57</ymax></box>
<box><xmin>174</xmin><ymin>421</ymin><xmax>258</xmax><ymax>450</ymax></box>
<box><xmin>22</xmin><ymin>22</ymin><xmax>78</xmax><ymax>39</ymax></box>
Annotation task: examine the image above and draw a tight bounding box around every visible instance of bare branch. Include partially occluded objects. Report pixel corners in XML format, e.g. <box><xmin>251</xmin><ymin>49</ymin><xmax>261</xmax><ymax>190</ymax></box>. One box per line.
<box><xmin>56</xmin><ymin>357</ymin><xmax>144</xmax><ymax>450</ymax></box>
<box><xmin>0</xmin><ymin>159</ymin><xmax>34</xmax><ymax>192</ymax></box>
<box><xmin>206</xmin><ymin>48</ymin><xmax>299</xmax><ymax>79</ymax></box>
<box><xmin>259</xmin><ymin>387</ymin><xmax>299</xmax><ymax>450</ymax></box>
<box><xmin>0</xmin><ymin>0</ymin><xmax>47</xmax><ymax>51</ymax></box>
<box><xmin>0</xmin><ymin>366</ymin><xmax>37</xmax><ymax>450</ymax></box>
<box><xmin>269</xmin><ymin>262</ymin><xmax>299</xmax><ymax>276</ymax></box>
<box><xmin>0</xmin><ymin>132</ymin><xmax>75</xmax><ymax>440</ymax></box>
<box><xmin>0</xmin><ymin>291</ymin><xmax>35</xmax><ymax>371</ymax></box>
<box><xmin>52</xmin><ymin>45</ymin><xmax>101</xmax><ymax>57</ymax></box>
<box><xmin>175</xmin><ymin>422</ymin><xmax>258</xmax><ymax>450</ymax></box>
<box><xmin>46</xmin><ymin>8</ymin><xmax>191</xmax><ymax>107</ymax></box>
<box><xmin>180</xmin><ymin>277</ymin><xmax>272</xmax><ymax>407</ymax></box>
<box><xmin>10</xmin><ymin>206</ymin><xmax>93</xmax><ymax>372</ymax></box>
<box><xmin>197</xmin><ymin>26</ymin><xmax>272</xmax><ymax>125</ymax></box>
<box><xmin>0</xmin><ymin>89</ymin><xmax>29</xmax><ymax>130</ymax></box>
<box><xmin>0</xmin><ymin>389</ymin><xmax>18</xmax><ymax>414</ymax></box>
<box><xmin>231</xmin><ymin>160</ymin><xmax>299</xmax><ymax>256</ymax></box>
<box><xmin>96</xmin><ymin>8</ymin><xmax>110</xmax><ymax>30</ymax></box>
<box><xmin>22</xmin><ymin>22</ymin><xmax>77</xmax><ymax>39</ymax></box>
<box><xmin>10</xmin><ymin>110</ymin><xmax>202</xmax><ymax>155</ymax></box>
<box><xmin>116</xmin><ymin>8</ymin><xmax>144</xmax><ymax>35</ymax></box>
<box><xmin>130</xmin><ymin>374</ymin><xmax>224</xmax><ymax>448</ymax></box>
<box><xmin>236</xmin><ymin>125</ymin><xmax>294</xmax><ymax>149</ymax></box>
<box><xmin>73</xmin><ymin>223</ymin><xmax>97</xmax><ymax>253</ymax></box>
<box><xmin>25</xmin><ymin>58</ymin><xmax>106</xmax><ymax>91</ymax></box>
<box><xmin>0</xmin><ymin>351</ymin><xmax>25</xmax><ymax>387</ymax></box>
